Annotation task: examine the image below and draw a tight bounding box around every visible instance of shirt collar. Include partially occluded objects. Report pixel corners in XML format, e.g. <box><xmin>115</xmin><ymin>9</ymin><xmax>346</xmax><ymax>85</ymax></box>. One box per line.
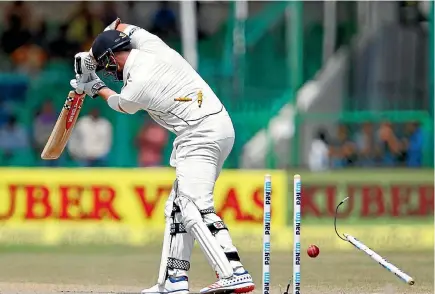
<box><xmin>123</xmin><ymin>49</ymin><xmax>139</xmax><ymax>82</ymax></box>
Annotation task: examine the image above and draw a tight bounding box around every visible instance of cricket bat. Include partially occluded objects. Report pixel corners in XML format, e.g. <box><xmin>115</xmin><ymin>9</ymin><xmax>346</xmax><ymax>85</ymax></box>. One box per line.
<box><xmin>41</xmin><ymin>90</ymin><xmax>85</xmax><ymax>160</ymax></box>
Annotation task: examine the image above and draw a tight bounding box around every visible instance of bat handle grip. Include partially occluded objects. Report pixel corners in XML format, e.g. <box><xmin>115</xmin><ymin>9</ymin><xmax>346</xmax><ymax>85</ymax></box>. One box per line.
<box><xmin>70</xmin><ymin>76</ymin><xmax>84</xmax><ymax>96</ymax></box>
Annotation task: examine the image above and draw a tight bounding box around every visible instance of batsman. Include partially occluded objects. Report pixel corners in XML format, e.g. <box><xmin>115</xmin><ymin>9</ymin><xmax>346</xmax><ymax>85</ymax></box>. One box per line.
<box><xmin>71</xmin><ymin>19</ymin><xmax>255</xmax><ymax>294</ymax></box>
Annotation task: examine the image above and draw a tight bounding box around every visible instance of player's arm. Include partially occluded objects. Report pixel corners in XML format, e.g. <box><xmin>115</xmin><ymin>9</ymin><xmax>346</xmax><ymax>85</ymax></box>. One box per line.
<box><xmin>71</xmin><ymin>73</ymin><xmax>142</xmax><ymax>115</ymax></box>
<box><xmin>105</xmin><ymin>19</ymin><xmax>134</xmax><ymax>35</ymax></box>
<box><xmin>104</xmin><ymin>19</ymin><xmax>143</xmax><ymax>45</ymax></box>
<box><xmin>98</xmin><ymin>88</ymin><xmax>127</xmax><ymax>113</ymax></box>
<box><xmin>114</xmin><ymin>23</ymin><xmax>129</xmax><ymax>32</ymax></box>
<box><xmin>95</xmin><ymin>68</ymin><xmax>145</xmax><ymax>115</ymax></box>
<box><xmin>108</xmin><ymin>20</ymin><xmax>159</xmax><ymax>51</ymax></box>
<box><xmin>98</xmin><ymin>87</ymin><xmax>141</xmax><ymax>114</ymax></box>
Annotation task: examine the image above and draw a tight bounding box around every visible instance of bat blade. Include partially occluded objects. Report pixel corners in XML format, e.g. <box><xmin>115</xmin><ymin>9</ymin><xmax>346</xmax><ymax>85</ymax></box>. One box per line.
<box><xmin>41</xmin><ymin>91</ymin><xmax>85</xmax><ymax>160</ymax></box>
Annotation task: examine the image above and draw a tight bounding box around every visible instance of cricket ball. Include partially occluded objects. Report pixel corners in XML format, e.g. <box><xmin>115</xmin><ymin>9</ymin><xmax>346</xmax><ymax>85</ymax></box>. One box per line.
<box><xmin>307</xmin><ymin>244</ymin><xmax>319</xmax><ymax>258</ymax></box>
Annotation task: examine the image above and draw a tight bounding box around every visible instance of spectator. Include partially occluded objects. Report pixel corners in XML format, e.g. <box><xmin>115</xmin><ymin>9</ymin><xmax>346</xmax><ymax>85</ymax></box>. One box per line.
<box><xmin>31</xmin><ymin>19</ymin><xmax>49</xmax><ymax>51</ymax></box>
<box><xmin>308</xmin><ymin>128</ymin><xmax>330</xmax><ymax>172</ymax></box>
<box><xmin>1</xmin><ymin>14</ymin><xmax>32</xmax><ymax>55</ymax></box>
<box><xmin>49</xmin><ymin>24</ymin><xmax>80</xmax><ymax>59</ymax></box>
<box><xmin>11</xmin><ymin>20</ymin><xmax>48</xmax><ymax>74</ymax></box>
<box><xmin>101</xmin><ymin>2</ymin><xmax>119</xmax><ymax>27</ymax></box>
<box><xmin>81</xmin><ymin>22</ymin><xmax>97</xmax><ymax>52</ymax></box>
<box><xmin>195</xmin><ymin>1</ymin><xmax>208</xmax><ymax>41</ymax></box>
<box><xmin>135</xmin><ymin>119</ymin><xmax>168</xmax><ymax>167</ymax></box>
<box><xmin>330</xmin><ymin>124</ymin><xmax>357</xmax><ymax>168</ymax></box>
<box><xmin>402</xmin><ymin>121</ymin><xmax>423</xmax><ymax>167</ymax></box>
<box><xmin>354</xmin><ymin>122</ymin><xmax>376</xmax><ymax>166</ymax></box>
<box><xmin>125</xmin><ymin>1</ymin><xmax>142</xmax><ymax>28</ymax></box>
<box><xmin>150</xmin><ymin>1</ymin><xmax>178</xmax><ymax>40</ymax></box>
<box><xmin>67</xmin><ymin>2</ymin><xmax>103</xmax><ymax>45</ymax></box>
<box><xmin>3</xmin><ymin>1</ymin><xmax>30</xmax><ymax>29</ymax></box>
<box><xmin>0</xmin><ymin>115</ymin><xmax>29</xmax><ymax>161</ymax></box>
<box><xmin>377</xmin><ymin>121</ymin><xmax>402</xmax><ymax>166</ymax></box>
<box><xmin>68</xmin><ymin>108</ymin><xmax>112</xmax><ymax>167</ymax></box>
<box><xmin>32</xmin><ymin>100</ymin><xmax>57</xmax><ymax>156</ymax></box>
<box><xmin>0</xmin><ymin>100</ymin><xmax>10</xmax><ymax>127</ymax></box>
<box><xmin>10</xmin><ymin>38</ymin><xmax>47</xmax><ymax>75</ymax></box>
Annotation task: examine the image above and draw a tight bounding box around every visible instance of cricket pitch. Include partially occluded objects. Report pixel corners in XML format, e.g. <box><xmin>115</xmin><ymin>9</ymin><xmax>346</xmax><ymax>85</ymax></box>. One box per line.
<box><xmin>0</xmin><ymin>246</ymin><xmax>432</xmax><ymax>294</ymax></box>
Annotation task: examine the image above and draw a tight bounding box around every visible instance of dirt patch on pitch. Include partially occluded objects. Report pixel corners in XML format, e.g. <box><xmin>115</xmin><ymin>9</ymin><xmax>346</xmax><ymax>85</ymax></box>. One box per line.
<box><xmin>0</xmin><ymin>282</ymin><xmax>140</xmax><ymax>294</ymax></box>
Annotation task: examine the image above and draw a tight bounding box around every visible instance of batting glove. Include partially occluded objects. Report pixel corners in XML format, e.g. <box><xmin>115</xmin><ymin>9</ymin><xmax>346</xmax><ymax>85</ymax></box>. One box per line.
<box><xmin>104</xmin><ymin>18</ymin><xmax>121</xmax><ymax>31</ymax></box>
<box><xmin>74</xmin><ymin>52</ymin><xmax>97</xmax><ymax>75</ymax></box>
<box><xmin>70</xmin><ymin>73</ymin><xmax>107</xmax><ymax>99</ymax></box>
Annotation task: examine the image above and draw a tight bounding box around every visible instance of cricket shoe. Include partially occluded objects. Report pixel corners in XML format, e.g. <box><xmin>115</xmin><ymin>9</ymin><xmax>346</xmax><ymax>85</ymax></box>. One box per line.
<box><xmin>200</xmin><ymin>271</ymin><xmax>255</xmax><ymax>294</ymax></box>
<box><xmin>141</xmin><ymin>276</ymin><xmax>189</xmax><ymax>294</ymax></box>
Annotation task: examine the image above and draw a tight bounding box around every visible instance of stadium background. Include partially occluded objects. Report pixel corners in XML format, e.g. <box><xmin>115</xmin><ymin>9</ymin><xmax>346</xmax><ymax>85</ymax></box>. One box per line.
<box><xmin>0</xmin><ymin>1</ymin><xmax>433</xmax><ymax>293</ymax></box>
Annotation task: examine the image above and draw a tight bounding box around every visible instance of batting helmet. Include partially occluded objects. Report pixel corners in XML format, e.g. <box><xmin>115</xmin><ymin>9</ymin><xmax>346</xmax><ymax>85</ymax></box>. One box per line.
<box><xmin>90</xmin><ymin>30</ymin><xmax>132</xmax><ymax>81</ymax></box>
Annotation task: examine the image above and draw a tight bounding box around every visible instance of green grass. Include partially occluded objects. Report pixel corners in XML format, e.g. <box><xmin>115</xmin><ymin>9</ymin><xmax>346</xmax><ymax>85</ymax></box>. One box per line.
<box><xmin>0</xmin><ymin>246</ymin><xmax>432</xmax><ymax>293</ymax></box>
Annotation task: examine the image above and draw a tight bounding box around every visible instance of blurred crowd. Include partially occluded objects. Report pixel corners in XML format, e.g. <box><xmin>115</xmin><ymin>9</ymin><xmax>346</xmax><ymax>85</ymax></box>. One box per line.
<box><xmin>0</xmin><ymin>1</ymin><xmax>188</xmax><ymax>167</ymax></box>
<box><xmin>0</xmin><ymin>100</ymin><xmax>168</xmax><ymax>167</ymax></box>
<box><xmin>0</xmin><ymin>1</ymin><xmax>190</xmax><ymax>74</ymax></box>
<box><xmin>308</xmin><ymin>121</ymin><xmax>424</xmax><ymax>171</ymax></box>
<box><xmin>0</xmin><ymin>1</ymin><xmax>430</xmax><ymax>169</ymax></box>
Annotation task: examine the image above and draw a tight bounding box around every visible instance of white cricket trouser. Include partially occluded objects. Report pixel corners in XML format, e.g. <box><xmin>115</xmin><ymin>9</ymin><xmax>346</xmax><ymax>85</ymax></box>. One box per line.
<box><xmin>165</xmin><ymin>111</ymin><xmax>243</xmax><ymax>278</ymax></box>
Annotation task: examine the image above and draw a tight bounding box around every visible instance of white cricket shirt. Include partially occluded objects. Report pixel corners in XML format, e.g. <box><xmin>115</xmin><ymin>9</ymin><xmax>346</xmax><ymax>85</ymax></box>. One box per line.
<box><xmin>117</xmin><ymin>26</ymin><xmax>225</xmax><ymax>135</ymax></box>
<box><xmin>68</xmin><ymin>116</ymin><xmax>113</xmax><ymax>160</ymax></box>
<box><xmin>308</xmin><ymin>139</ymin><xmax>329</xmax><ymax>172</ymax></box>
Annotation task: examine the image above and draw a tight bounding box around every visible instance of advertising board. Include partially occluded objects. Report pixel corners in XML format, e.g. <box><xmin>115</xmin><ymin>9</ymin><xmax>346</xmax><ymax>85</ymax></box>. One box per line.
<box><xmin>0</xmin><ymin>168</ymin><xmax>432</xmax><ymax>250</ymax></box>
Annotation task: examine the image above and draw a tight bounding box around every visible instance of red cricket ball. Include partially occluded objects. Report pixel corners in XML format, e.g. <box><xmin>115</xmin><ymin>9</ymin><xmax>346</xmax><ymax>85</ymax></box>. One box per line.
<box><xmin>307</xmin><ymin>244</ymin><xmax>320</xmax><ymax>258</ymax></box>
